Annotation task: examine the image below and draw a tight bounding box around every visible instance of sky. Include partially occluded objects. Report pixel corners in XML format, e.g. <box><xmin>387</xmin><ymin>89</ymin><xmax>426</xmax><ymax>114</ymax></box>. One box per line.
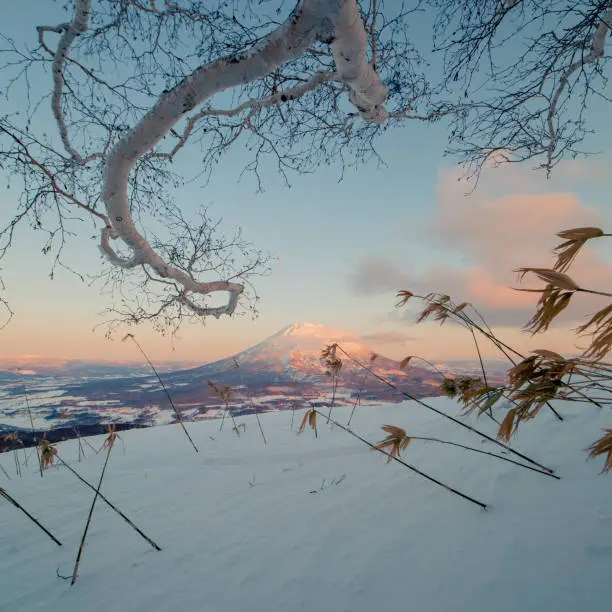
<box><xmin>1</xmin><ymin>1</ymin><xmax>611</xmax><ymax>365</ymax></box>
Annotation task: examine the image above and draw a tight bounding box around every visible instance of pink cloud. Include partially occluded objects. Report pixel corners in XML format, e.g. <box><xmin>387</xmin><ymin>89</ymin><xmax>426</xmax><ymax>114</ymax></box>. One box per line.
<box><xmin>350</xmin><ymin>160</ymin><xmax>612</xmax><ymax>333</ymax></box>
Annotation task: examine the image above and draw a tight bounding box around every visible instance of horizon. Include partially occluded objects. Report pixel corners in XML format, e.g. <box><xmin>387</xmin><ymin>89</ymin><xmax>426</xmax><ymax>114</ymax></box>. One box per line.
<box><xmin>0</xmin><ymin>319</ymin><xmax>584</xmax><ymax>371</ymax></box>
<box><xmin>1</xmin><ymin>1</ymin><xmax>611</xmax><ymax>367</ymax></box>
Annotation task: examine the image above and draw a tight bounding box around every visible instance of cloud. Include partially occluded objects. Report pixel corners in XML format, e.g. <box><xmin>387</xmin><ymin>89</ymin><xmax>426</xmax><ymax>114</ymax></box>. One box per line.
<box><xmin>348</xmin><ymin>160</ymin><xmax>612</xmax><ymax>329</ymax></box>
<box><xmin>359</xmin><ymin>330</ymin><xmax>418</xmax><ymax>345</ymax></box>
<box><xmin>347</xmin><ymin>256</ymin><xmax>410</xmax><ymax>296</ymax></box>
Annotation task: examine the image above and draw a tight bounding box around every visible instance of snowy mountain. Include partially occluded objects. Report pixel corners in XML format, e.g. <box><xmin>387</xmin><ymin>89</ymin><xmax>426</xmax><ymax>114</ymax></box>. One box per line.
<box><xmin>0</xmin><ymin>323</ymin><xmax>446</xmax><ymax>438</ymax></box>
<box><xmin>1</xmin><ymin>398</ymin><xmax>611</xmax><ymax>612</ymax></box>
<box><xmin>156</xmin><ymin>321</ymin><xmax>444</xmax><ymax>412</ymax></box>
<box><xmin>176</xmin><ymin>321</ymin><xmax>435</xmax><ymax>380</ymax></box>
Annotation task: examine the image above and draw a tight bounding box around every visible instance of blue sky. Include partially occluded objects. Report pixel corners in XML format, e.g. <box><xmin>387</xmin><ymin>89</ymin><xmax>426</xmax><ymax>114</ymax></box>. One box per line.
<box><xmin>1</xmin><ymin>2</ymin><xmax>611</xmax><ymax>364</ymax></box>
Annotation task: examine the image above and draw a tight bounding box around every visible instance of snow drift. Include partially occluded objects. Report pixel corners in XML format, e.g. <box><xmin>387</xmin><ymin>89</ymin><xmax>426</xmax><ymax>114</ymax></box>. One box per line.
<box><xmin>1</xmin><ymin>397</ymin><xmax>611</xmax><ymax>612</ymax></box>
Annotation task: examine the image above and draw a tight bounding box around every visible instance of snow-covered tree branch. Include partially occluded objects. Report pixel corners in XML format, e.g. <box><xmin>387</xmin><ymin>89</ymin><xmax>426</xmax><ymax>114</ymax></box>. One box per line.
<box><xmin>1</xmin><ymin>0</ymin><xmax>610</xmax><ymax>330</ymax></box>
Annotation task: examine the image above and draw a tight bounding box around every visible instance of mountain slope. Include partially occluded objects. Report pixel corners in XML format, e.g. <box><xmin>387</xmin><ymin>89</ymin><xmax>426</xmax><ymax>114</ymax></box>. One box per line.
<box><xmin>1</xmin><ymin>398</ymin><xmax>611</xmax><ymax>612</ymax></box>
<box><xmin>0</xmin><ymin>323</ymin><xmax>446</xmax><ymax>432</ymax></box>
<box><xmin>169</xmin><ymin>321</ymin><xmax>441</xmax><ymax>389</ymax></box>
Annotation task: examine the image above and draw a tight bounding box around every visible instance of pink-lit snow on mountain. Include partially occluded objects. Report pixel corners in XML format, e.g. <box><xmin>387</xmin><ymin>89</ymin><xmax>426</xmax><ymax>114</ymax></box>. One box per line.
<box><xmin>200</xmin><ymin>322</ymin><xmax>434</xmax><ymax>381</ymax></box>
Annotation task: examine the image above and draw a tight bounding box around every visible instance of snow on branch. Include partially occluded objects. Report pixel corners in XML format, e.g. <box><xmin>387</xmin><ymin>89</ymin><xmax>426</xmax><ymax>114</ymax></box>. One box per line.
<box><xmin>545</xmin><ymin>7</ymin><xmax>612</xmax><ymax>171</ymax></box>
<box><xmin>331</xmin><ymin>1</ymin><xmax>388</xmax><ymax>123</ymax></box>
<box><xmin>37</xmin><ymin>0</ymin><xmax>102</xmax><ymax>164</ymax></box>
<box><xmin>161</xmin><ymin>70</ymin><xmax>340</xmax><ymax>162</ymax></box>
<box><xmin>101</xmin><ymin>0</ymin><xmax>391</xmax><ymax>319</ymax></box>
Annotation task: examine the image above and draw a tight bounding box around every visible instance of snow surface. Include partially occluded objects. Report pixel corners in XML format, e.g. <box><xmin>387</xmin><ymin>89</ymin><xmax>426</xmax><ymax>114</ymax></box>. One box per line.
<box><xmin>1</xmin><ymin>398</ymin><xmax>611</xmax><ymax>612</ymax></box>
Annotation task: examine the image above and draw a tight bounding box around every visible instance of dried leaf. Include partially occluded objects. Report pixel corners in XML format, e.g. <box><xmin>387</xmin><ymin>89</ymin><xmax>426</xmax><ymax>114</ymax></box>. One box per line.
<box><xmin>469</xmin><ymin>387</ymin><xmax>504</xmax><ymax>416</ymax></box>
<box><xmin>298</xmin><ymin>409</ymin><xmax>317</xmax><ymax>437</ymax></box>
<box><xmin>532</xmin><ymin>349</ymin><xmax>565</xmax><ymax>361</ymax></box>
<box><xmin>440</xmin><ymin>377</ymin><xmax>458</xmax><ymax>398</ymax></box>
<box><xmin>554</xmin><ymin>227</ymin><xmax>604</xmax><ymax>272</ymax></box>
<box><xmin>557</xmin><ymin>227</ymin><xmax>604</xmax><ymax>241</ymax></box>
<box><xmin>102</xmin><ymin>424</ymin><xmax>119</xmax><ymax>450</ymax></box>
<box><xmin>374</xmin><ymin>425</ymin><xmax>411</xmax><ymax>462</ymax></box>
<box><xmin>395</xmin><ymin>290</ymin><xmax>414</xmax><ymax>307</ymax></box>
<box><xmin>399</xmin><ymin>356</ymin><xmax>412</xmax><ymax>369</ymax></box>
<box><xmin>518</xmin><ymin>268</ymin><xmax>580</xmax><ymax>292</ymax></box>
<box><xmin>497</xmin><ymin>408</ymin><xmax>518</xmax><ymax>442</ymax></box>
<box><xmin>524</xmin><ymin>287</ymin><xmax>573</xmax><ymax>334</ymax></box>
<box><xmin>588</xmin><ymin>429</ymin><xmax>612</xmax><ymax>473</ymax></box>
<box><xmin>38</xmin><ymin>439</ymin><xmax>57</xmax><ymax>469</ymax></box>
<box><xmin>576</xmin><ymin>304</ymin><xmax>612</xmax><ymax>361</ymax></box>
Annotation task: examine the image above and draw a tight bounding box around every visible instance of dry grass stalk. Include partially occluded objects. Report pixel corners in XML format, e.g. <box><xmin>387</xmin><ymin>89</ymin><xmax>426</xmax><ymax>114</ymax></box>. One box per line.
<box><xmin>52</xmin><ymin>450</ymin><xmax>161</xmax><ymax>551</ymax></box>
<box><xmin>39</xmin><ymin>438</ymin><xmax>58</xmax><ymax>470</ymax></box>
<box><xmin>500</xmin><ymin>351</ymin><xmax>588</xmax><ymax>433</ymax></box>
<box><xmin>1</xmin><ymin>433</ymin><xmax>23</xmax><ymax>477</ymax></box>
<box><xmin>321</xmin><ymin>344</ymin><xmax>342</xmax><ymax>422</ymax></box>
<box><xmin>0</xmin><ymin>486</ymin><xmax>62</xmax><ymax>546</ymax></box>
<box><xmin>334</xmin><ymin>344</ymin><xmax>555</xmax><ymax>475</ymax></box>
<box><xmin>314</xmin><ymin>410</ymin><xmax>488</xmax><ymax>510</ymax></box>
<box><xmin>394</xmin><ymin>223</ymin><xmax>611</xmax><ymax>468</ymax></box>
<box><xmin>20</xmin><ymin>383</ymin><xmax>43</xmax><ymax>478</ymax></box>
<box><xmin>374</xmin><ymin>424</ymin><xmax>557</xmax><ymax>478</ymax></box>
<box><xmin>400</xmin><ymin>290</ymin><xmax>565</xmax><ymax>422</ymax></box>
<box><xmin>321</xmin><ymin>344</ymin><xmax>342</xmax><ymax>375</ymax></box>
<box><xmin>588</xmin><ymin>429</ymin><xmax>612</xmax><ymax>473</ymax></box>
<box><xmin>71</xmin><ymin>425</ymin><xmax>118</xmax><ymax>585</ymax></box>
<box><xmin>123</xmin><ymin>333</ymin><xmax>198</xmax><ymax>453</ymax></box>
<box><xmin>208</xmin><ymin>381</ymin><xmax>240</xmax><ymax>434</ymax></box>
<box><xmin>232</xmin><ymin>359</ymin><xmax>267</xmax><ymax>444</ymax></box>
<box><xmin>102</xmin><ymin>424</ymin><xmax>120</xmax><ymax>451</ymax></box>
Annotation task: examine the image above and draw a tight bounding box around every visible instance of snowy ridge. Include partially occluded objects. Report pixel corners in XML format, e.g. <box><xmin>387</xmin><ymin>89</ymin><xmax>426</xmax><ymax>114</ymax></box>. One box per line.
<box><xmin>1</xmin><ymin>398</ymin><xmax>611</xmax><ymax>612</ymax></box>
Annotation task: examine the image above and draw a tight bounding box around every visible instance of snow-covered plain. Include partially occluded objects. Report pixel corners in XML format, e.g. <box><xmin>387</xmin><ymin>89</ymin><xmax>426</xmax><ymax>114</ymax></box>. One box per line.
<box><xmin>1</xmin><ymin>398</ymin><xmax>611</xmax><ymax>612</ymax></box>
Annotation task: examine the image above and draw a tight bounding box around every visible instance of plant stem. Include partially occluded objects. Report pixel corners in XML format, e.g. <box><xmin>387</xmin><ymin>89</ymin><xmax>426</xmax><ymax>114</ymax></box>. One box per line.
<box><xmin>22</xmin><ymin>385</ymin><xmax>43</xmax><ymax>477</ymax></box>
<box><xmin>0</xmin><ymin>461</ymin><xmax>10</xmax><ymax>480</ymax></box>
<box><xmin>125</xmin><ymin>335</ymin><xmax>198</xmax><ymax>453</ymax></box>
<box><xmin>347</xmin><ymin>369</ymin><xmax>370</xmax><ymax>428</ymax></box>
<box><xmin>0</xmin><ymin>486</ymin><xmax>62</xmax><ymax>546</ymax></box>
<box><xmin>407</xmin><ymin>356</ymin><xmax>449</xmax><ymax>380</ymax></box>
<box><xmin>578</xmin><ymin>288</ymin><xmax>612</xmax><ymax>298</ymax></box>
<box><xmin>71</xmin><ymin>441</ymin><xmax>114</xmax><ymax>584</ymax></box>
<box><xmin>13</xmin><ymin>449</ymin><xmax>21</xmax><ymax>478</ymax></box>
<box><xmin>326</xmin><ymin>373</ymin><xmax>338</xmax><ymax>424</ymax></box>
<box><xmin>56</xmin><ymin>455</ymin><xmax>161</xmax><ymax>552</ymax></box>
<box><xmin>313</xmin><ymin>410</ymin><xmax>487</xmax><ymax>510</ymax></box>
<box><xmin>336</xmin><ymin>345</ymin><xmax>556</xmax><ymax>475</ymax></box>
<box><xmin>407</xmin><ymin>436</ymin><xmax>558</xmax><ymax>479</ymax></box>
